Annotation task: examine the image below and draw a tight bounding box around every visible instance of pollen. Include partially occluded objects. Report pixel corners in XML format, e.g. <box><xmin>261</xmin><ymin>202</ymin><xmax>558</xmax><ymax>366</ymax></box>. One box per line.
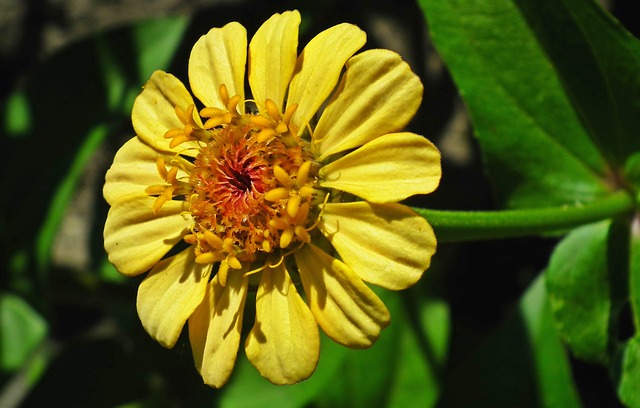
<box><xmin>146</xmin><ymin>88</ymin><xmax>322</xmax><ymax>284</ymax></box>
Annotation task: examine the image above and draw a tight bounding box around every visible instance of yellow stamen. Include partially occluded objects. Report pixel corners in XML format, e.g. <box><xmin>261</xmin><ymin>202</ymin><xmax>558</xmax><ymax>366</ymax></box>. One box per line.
<box><xmin>227</xmin><ymin>95</ymin><xmax>241</xmax><ymax>113</ymax></box>
<box><xmin>287</xmin><ymin>195</ymin><xmax>301</xmax><ymax>218</ymax></box>
<box><xmin>257</xmin><ymin>128</ymin><xmax>276</xmax><ymax>143</ymax></box>
<box><xmin>227</xmin><ymin>253</ymin><xmax>242</xmax><ymax>270</ymax></box>
<box><xmin>164</xmin><ymin>128</ymin><xmax>184</xmax><ymax>139</ymax></box>
<box><xmin>295</xmin><ymin>202</ymin><xmax>310</xmax><ymax>223</ymax></box>
<box><xmin>280</xmin><ymin>227</ymin><xmax>294</xmax><ymax>248</ymax></box>
<box><xmin>274</xmin><ymin>165</ymin><xmax>293</xmax><ymax>187</ymax></box>
<box><xmin>275</xmin><ymin>122</ymin><xmax>288</xmax><ymax>134</ymax></box>
<box><xmin>200</xmin><ymin>107</ymin><xmax>225</xmax><ymax>117</ymax></box>
<box><xmin>269</xmin><ymin>217</ymin><xmax>288</xmax><ymax>230</ymax></box>
<box><xmin>282</xmin><ymin>103</ymin><xmax>298</xmax><ymax>125</ymax></box>
<box><xmin>297</xmin><ymin>161</ymin><xmax>311</xmax><ymax>185</ymax></box>
<box><xmin>183</xmin><ymin>124</ymin><xmax>193</xmax><ymax>138</ymax></box>
<box><xmin>169</xmin><ymin>135</ymin><xmax>189</xmax><ymax>149</ymax></box>
<box><xmin>264</xmin><ymin>187</ymin><xmax>289</xmax><ymax>202</ymax></box>
<box><xmin>174</xmin><ymin>105</ymin><xmax>188</xmax><ymax>123</ymax></box>
<box><xmin>299</xmin><ymin>185</ymin><xmax>316</xmax><ymax>198</ymax></box>
<box><xmin>204</xmin><ymin>116</ymin><xmax>228</xmax><ymax>129</ymax></box>
<box><xmin>156</xmin><ymin>158</ymin><xmax>168</xmax><ymax>178</ymax></box>
<box><xmin>145</xmin><ymin>185</ymin><xmax>166</xmax><ymax>195</ymax></box>
<box><xmin>166</xmin><ymin>166</ymin><xmax>179</xmax><ymax>184</ymax></box>
<box><xmin>151</xmin><ymin>195</ymin><xmax>167</xmax><ymax>214</ymax></box>
<box><xmin>295</xmin><ymin>225</ymin><xmax>310</xmax><ymax>243</ymax></box>
<box><xmin>219</xmin><ymin>84</ymin><xmax>230</xmax><ymax>105</ymax></box>
<box><xmin>195</xmin><ymin>251</ymin><xmax>217</xmax><ymax>264</ymax></box>
<box><xmin>218</xmin><ymin>261</ymin><xmax>229</xmax><ymax>286</ymax></box>
<box><xmin>265</xmin><ymin>99</ymin><xmax>280</xmax><ymax>121</ymax></box>
<box><xmin>222</xmin><ymin>237</ymin><xmax>234</xmax><ymax>253</ymax></box>
<box><xmin>250</xmin><ymin>115</ymin><xmax>273</xmax><ymax>128</ymax></box>
<box><xmin>203</xmin><ymin>229</ymin><xmax>223</xmax><ymax>250</ymax></box>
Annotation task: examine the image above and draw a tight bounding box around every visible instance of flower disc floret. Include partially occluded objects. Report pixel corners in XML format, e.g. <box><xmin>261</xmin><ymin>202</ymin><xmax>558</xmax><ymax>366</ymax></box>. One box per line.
<box><xmin>152</xmin><ymin>99</ymin><xmax>320</xmax><ymax>284</ymax></box>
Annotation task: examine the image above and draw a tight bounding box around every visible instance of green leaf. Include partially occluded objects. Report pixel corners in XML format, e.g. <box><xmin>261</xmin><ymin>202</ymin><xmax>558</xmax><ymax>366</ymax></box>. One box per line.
<box><xmin>386</xmin><ymin>282</ymin><xmax>450</xmax><ymax>408</ymax></box>
<box><xmin>3</xmin><ymin>89</ymin><xmax>32</xmax><ymax>138</ymax></box>
<box><xmin>513</xmin><ymin>0</ymin><xmax>640</xmax><ymax>165</ymax></box>
<box><xmin>631</xmin><ymin>219</ymin><xmax>640</xmax><ymax>331</ymax></box>
<box><xmin>221</xmin><ymin>289</ymin><xmax>442</xmax><ymax>408</ymax></box>
<box><xmin>618</xmin><ymin>336</ymin><xmax>640</xmax><ymax>408</ymax></box>
<box><xmin>35</xmin><ymin>124</ymin><xmax>110</xmax><ymax>272</ymax></box>
<box><xmin>220</xmin><ymin>332</ymin><xmax>348</xmax><ymax>408</ymax></box>
<box><xmin>0</xmin><ymin>293</ymin><xmax>47</xmax><ymax>371</ymax></box>
<box><xmin>316</xmin><ymin>290</ymin><xmax>402</xmax><ymax>408</ymax></box>
<box><xmin>440</xmin><ymin>274</ymin><xmax>581</xmax><ymax>407</ymax></box>
<box><xmin>132</xmin><ymin>16</ymin><xmax>190</xmax><ymax>83</ymax></box>
<box><xmin>545</xmin><ymin>220</ymin><xmax>628</xmax><ymax>363</ymax></box>
<box><xmin>417</xmin><ymin>0</ymin><xmax>610</xmax><ymax>208</ymax></box>
<box><xmin>1</xmin><ymin>16</ymin><xmax>189</xmax><ymax>280</ymax></box>
<box><xmin>624</xmin><ymin>152</ymin><xmax>640</xmax><ymax>192</ymax></box>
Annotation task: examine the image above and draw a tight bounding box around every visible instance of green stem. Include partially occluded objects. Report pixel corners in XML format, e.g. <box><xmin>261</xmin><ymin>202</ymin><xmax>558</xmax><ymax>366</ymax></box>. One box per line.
<box><xmin>413</xmin><ymin>190</ymin><xmax>636</xmax><ymax>243</ymax></box>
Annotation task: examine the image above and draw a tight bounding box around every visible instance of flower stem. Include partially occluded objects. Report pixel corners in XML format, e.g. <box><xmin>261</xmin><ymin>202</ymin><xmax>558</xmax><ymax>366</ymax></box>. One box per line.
<box><xmin>413</xmin><ymin>190</ymin><xmax>636</xmax><ymax>243</ymax></box>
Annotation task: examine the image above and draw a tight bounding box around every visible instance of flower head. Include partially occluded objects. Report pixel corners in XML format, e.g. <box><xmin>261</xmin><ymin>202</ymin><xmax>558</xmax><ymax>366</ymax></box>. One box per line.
<box><xmin>103</xmin><ymin>10</ymin><xmax>441</xmax><ymax>387</ymax></box>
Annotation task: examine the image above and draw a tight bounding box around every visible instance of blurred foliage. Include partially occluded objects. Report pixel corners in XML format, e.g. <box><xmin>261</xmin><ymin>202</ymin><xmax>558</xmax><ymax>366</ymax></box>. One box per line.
<box><xmin>1</xmin><ymin>0</ymin><xmax>640</xmax><ymax>406</ymax></box>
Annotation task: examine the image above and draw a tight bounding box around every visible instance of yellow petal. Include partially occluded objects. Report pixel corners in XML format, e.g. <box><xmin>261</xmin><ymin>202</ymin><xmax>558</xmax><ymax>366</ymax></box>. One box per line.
<box><xmin>319</xmin><ymin>132</ymin><xmax>441</xmax><ymax>202</ymax></box>
<box><xmin>313</xmin><ymin>49</ymin><xmax>423</xmax><ymax>159</ymax></box>
<box><xmin>132</xmin><ymin>71</ymin><xmax>202</xmax><ymax>154</ymax></box>
<box><xmin>245</xmin><ymin>263</ymin><xmax>319</xmax><ymax>384</ymax></box>
<box><xmin>287</xmin><ymin>23</ymin><xmax>366</xmax><ymax>131</ymax></box>
<box><xmin>249</xmin><ymin>11</ymin><xmax>300</xmax><ymax>112</ymax></box>
<box><xmin>137</xmin><ymin>248</ymin><xmax>210</xmax><ymax>348</ymax></box>
<box><xmin>294</xmin><ymin>243</ymin><xmax>390</xmax><ymax>348</ymax></box>
<box><xmin>103</xmin><ymin>194</ymin><xmax>192</xmax><ymax>276</ymax></box>
<box><xmin>103</xmin><ymin>136</ymin><xmax>193</xmax><ymax>205</ymax></box>
<box><xmin>319</xmin><ymin>202</ymin><xmax>436</xmax><ymax>290</ymax></box>
<box><xmin>189</xmin><ymin>22</ymin><xmax>247</xmax><ymax>111</ymax></box>
<box><xmin>188</xmin><ymin>271</ymin><xmax>248</xmax><ymax>388</ymax></box>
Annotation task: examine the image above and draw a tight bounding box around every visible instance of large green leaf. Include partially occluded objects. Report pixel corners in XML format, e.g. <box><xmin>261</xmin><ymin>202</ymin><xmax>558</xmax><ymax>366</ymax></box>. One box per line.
<box><xmin>618</xmin><ymin>336</ymin><xmax>640</xmax><ymax>408</ymax></box>
<box><xmin>418</xmin><ymin>0</ymin><xmax>611</xmax><ymax>208</ymax></box>
<box><xmin>630</xmin><ymin>214</ymin><xmax>640</xmax><ymax>330</ymax></box>
<box><xmin>440</xmin><ymin>274</ymin><xmax>581</xmax><ymax>407</ymax></box>
<box><xmin>0</xmin><ymin>293</ymin><xmax>47</xmax><ymax>371</ymax></box>
<box><xmin>514</xmin><ymin>0</ymin><xmax>640</xmax><ymax>166</ymax></box>
<box><xmin>0</xmin><ymin>16</ymin><xmax>189</xmax><ymax>281</ymax></box>
<box><xmin>386</xmin><ymin>282</ymin><xmax>450</xmax><ymax>408</ymax></box>
<box><xmin>315</xmin><ymin>290</ymin><xmax>402</xmax><ymax>408</ymax></box>
<box><xmin>220</xmin><ymin>332</ymin><xmax>348</xmax><ymax>408</ymax></box>
<box><xmin>545</xmin><ymin>220</ymin><xmax>629</xmax><ymax>364</ymax></box>
<box><xmin>221</xmin><ymin>285</ymin><xmax>449</xmax><ymax>408</ymax></box>
<box><xmin>621</xmin><ymin>222</ymin><xmax>640</xmax><ymax>407</ymax></box>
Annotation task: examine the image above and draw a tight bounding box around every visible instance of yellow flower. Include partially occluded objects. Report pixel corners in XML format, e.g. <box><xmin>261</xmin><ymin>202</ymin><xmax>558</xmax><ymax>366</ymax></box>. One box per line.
<box><xmin>103</xmin><ymin>10</ymin><xmax>441</xmax><ymax>387</ymax></box>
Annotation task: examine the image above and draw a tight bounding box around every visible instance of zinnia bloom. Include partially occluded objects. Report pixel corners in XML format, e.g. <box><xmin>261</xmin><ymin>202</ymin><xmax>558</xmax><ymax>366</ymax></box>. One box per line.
<box><xmin>103</xmin><ymin>10</ymin><xmax>441</xmax><ymax>387</ymax></box>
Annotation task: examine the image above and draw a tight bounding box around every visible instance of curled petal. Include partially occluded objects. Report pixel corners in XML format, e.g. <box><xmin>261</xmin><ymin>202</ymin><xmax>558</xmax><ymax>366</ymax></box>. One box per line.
<box><xmin>287</xmin><ymin>23</ymin><xmax>366</xmax><ymax>131</ymax></box>
<box><xmin>314</xmin><ymin>49</ymin><xmax>423</xmax><ymax>159</ymax></box>
<box><xmin>249</xmin><ymin>11</ymin><xmax>300</xmax><ymax>112</ymax></box>
<box><xmin>294</xmin><ymin>243</ymin><xmax>390</xmax><ymax>348</ymax></box>
<box><xmin>137</xmin><ymin>248</ymin><xmax>210</xmax><ymax>348</ymax></box>
<box><xmin>132</xmin><ymin>71</ymin><xmax>202</xmax><ymax>153</ymax></box>
<box><xmin>319</xmin><ymin>202</ymin><xmax>436</xmax><ymax>290</ymax></box>
<box><xmin>189</xmin><ymin>271</ymin><xmax>248</xmax><ymax>388</ymax></box>
<box><xmin>104</xmin><ymin>137</ymin><xmax>192</xmax><ymax>205</ymax></box>
<box><xmin>189</xmin><ymin>22</ymin><xmax>247</xmax><ymax>110</ymax></box>
<box><xmin>103</xmin><ymin>194</ymin><xmax>192</xmax><ymax>276</ymax></box>
<box><xmin>245</xmin><ymin>263</ymin><xmax>319</xmax><ymax>384</ymax></box>
<box><xmin>319</xmin><ymin>132</ymin><xmax>441</xmax><ymax>203</ymax></box>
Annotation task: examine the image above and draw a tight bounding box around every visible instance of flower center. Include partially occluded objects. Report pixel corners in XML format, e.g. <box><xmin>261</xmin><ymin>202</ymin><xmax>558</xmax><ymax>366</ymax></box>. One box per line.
<box><xmin>146</xmin><ymin>86</ymin><xmax>320</xmax><ymax>285</ymax></box>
